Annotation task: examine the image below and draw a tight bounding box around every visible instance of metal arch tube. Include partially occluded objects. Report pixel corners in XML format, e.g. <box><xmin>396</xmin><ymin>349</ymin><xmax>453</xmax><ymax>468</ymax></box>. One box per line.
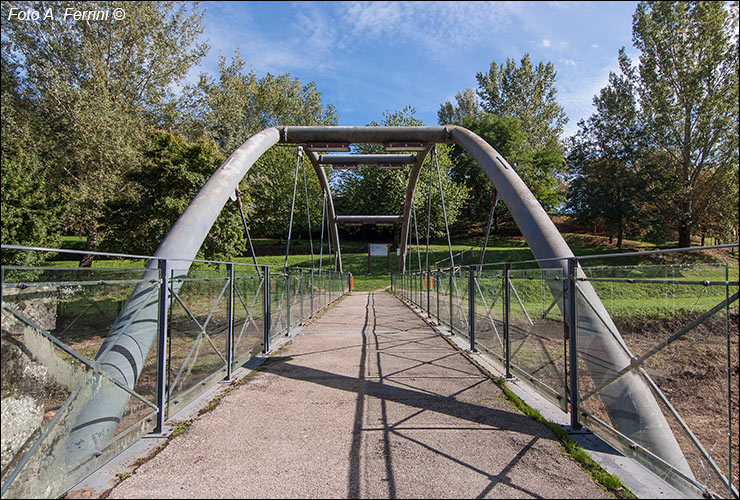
<box><xmin>447</xmin><ymin>125</ymin><xmax>693</xmax><ymax>478</ymax></box>
<box><xmin>335</xmin><ymin>215</ymin><xmax>403</xmax><ymax>224</ymax></box>
<box><xmin>399</xmin><ymin>146</ymin><xmax>433</xmax><ymax>272</ymax></box>
<box><xmin>66</xmin><ymin>128</ymin><xmax>281</xmax><ymax>464</ymax></box>
<box><xmin>318</xmin><ymin>154</ymin><xmax>417</xmax><ymax>165</ymax></box>
<box><xmin>304</xmin><ymin>150</ymin><xmax>342</xmax><ymax>272</ymax></box>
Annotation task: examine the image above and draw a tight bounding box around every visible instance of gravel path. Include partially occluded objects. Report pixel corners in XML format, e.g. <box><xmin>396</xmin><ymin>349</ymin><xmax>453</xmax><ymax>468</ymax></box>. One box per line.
<box><xmin>108</xmin><ymin>291</ymin><xmax>610</xmax><ymax>499</ymax></box>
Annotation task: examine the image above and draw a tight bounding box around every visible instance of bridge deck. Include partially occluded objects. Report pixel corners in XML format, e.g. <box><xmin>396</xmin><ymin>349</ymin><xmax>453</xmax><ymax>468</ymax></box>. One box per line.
<box><xmin>107</xmin><ymin>291</ymin><xmax>608</xmax><ymax>499</ymax></box>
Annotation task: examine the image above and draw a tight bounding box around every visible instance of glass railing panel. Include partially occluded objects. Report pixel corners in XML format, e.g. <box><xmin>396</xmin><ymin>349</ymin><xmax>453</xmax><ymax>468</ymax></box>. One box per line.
<box><xmin>474</xmin><ymin>268</ymin><xmax>505</xmax><ymax>364</ymax></box>
<box><xmin>451</xmin><ymin>269</ymin><xmax>468</xmax><ymax>338</ymax></box>
<box><xmin>167</xmin><ymin>267</ymin><xmax>229</xmax><ymax>416</ymax></box>
<box><xmin>576</xmin><ymin>262</ymin><xmax>738</xmax><ymax>497</ymax></box>
<box><xmin>507</xmin><ymin>268</ymin><xmax>568</xmax><ymax>411</ymax></box>
<box><xmin>2</xmin><ymin>265</ymin><xmax>158</xmax><ymax>499</ymax></box>
<box><xmin>293</xmin><ymin>270</ymin><xmax>307</xmax><ymax>325</ymax></box>
<box><xmin>232</xmin><ymin>270</ymin><xmax>264</xmax><ymax>368</ymax></box>
<box><xmin>437</xmin><ymin>270</ymin><xmax>452</xmax><ymax>331</ymax></box>
<box><xmin>269</xmin><ymin>271</ymin><xmax>288</xmax><ymax>342</ymax></box>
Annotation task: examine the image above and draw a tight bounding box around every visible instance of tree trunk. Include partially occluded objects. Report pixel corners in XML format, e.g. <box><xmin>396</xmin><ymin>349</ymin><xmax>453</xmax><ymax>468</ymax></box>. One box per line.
<box><xmin>678</xmin><ymin>217</ymin><xmax>692</xmax><ymax>248</ymax></box>
<box><xmin>700</xmin><ymin>234</ymin><xmax>705</xmax><ymax>247</ymax></box>
<box><xmin>79</xmin><ymin>228</ymin><xmax>98</xmax><ymax>268</ymax></box>
<box><xmin>677</xmin><ymin>188</ymin><xmax>692</xmax><ymax>248</ymax></box>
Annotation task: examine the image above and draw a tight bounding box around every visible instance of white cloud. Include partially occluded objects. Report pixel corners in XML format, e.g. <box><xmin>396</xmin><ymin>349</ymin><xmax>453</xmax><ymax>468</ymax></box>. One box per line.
<box><xmin>338</xmin><ymin>1</ymin><xmax>522</xmax><ymax>54</ymax></box>
<box><xmin>560</xmin><ymin>58</ymin><xmax>577</xmax><ymax>66</ymax></box>
<box><xmin>559</xmin><ymin>62</ymin><xmax>619</xmax><ymax>137</ymax></box>
<box><xmin>542</xmin><ymin>39</ymin><xmax>552</xmax><ymax>48</ymax></box>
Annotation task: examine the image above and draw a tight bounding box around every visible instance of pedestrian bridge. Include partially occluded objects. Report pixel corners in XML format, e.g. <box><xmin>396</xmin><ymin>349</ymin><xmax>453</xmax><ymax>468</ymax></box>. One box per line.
<box><xmin>2</xmin><ymin>244</ymin><xmax>737</xmax><ymax>499</ymax></box>
<box><xmin>1</xmin><ymin>125</ymin><xmax>737</xmax><ymax>499</ymax></box>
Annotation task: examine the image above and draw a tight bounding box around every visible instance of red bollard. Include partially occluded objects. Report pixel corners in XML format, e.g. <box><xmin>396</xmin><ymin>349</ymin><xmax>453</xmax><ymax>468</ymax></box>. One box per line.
<box><xmin>424</xmin><ymin>276</ymin><xmax>435</xmax><ymax>290</ymax></box>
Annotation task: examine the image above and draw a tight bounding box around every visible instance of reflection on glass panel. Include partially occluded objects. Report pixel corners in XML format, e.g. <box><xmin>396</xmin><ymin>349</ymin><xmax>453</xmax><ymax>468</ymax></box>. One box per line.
<box><xmin>507</xmin><ymin>269</ymin><xmax>567</xmax><ymax>410</ymax></box>
<box><xmin>576</xmin><ymin>263</ymin><xmax>737</xmax><ymax>496</ymax></box>
<box><xmin>2</xmin><ymin>266</ymin><xmax>157</xmax><ymax>499</ymax></box>
<box><xmin>232</xmin><ymin>274</ymin><xmax>264</xmax><ymax>367</ymax></box>
<box><xmin>474</xmin><ymin>269</ymin><xmax>505</xmax><ymax>363</ymax></box>
<box><xmin>167</xmin><ymin>268</ymin><xmax>228</xmax><ymax>415</ymax></box>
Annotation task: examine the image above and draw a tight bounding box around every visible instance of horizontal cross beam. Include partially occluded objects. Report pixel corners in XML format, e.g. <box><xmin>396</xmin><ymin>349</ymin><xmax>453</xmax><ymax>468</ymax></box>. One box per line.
<box><xmin>335</xmin><ymin>215</ymin><xmax>404</xmax><ymax>225</ymax></box>
<box><xmin>317</xmin><ymin>154</ymin><xmax>417</xmax><ymax>165</ymax></box>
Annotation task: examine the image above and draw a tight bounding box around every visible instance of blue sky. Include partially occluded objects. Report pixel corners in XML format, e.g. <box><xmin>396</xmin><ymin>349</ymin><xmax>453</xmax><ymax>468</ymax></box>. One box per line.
<box><xmin>193</xmin><ymin>1</ymin><xmax>639</xmax><ymax>139</ymax></box>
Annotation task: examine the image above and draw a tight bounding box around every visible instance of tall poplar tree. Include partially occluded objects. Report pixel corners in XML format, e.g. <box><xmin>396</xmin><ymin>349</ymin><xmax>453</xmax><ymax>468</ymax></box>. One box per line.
<box><xmin>475</xmin><ymin>54</ymin><xmax>568</xmax><ymax>150</ymax></box>
<box><xmin>567</xmin><ymin>70</ymin><xmax>647</xmax><ymax>247</ymax></box>
<box><xmin>622</xmin><ymin>1</ymin><xmax>739</xmax><ymax>247</ymax></box>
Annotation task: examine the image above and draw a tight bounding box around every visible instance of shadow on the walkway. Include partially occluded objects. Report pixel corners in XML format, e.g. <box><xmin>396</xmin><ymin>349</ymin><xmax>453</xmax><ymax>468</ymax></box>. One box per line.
<box><xmin>261</xmin><ymin>292</ymin><xmax>556</xmax><ymax>499</ymax></box>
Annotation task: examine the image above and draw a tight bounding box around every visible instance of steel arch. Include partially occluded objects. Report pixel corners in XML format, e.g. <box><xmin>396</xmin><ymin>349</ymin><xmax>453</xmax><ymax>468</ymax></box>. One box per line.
<box><xmin>66</xmin><ymin>126</ymin><xmax>692</xmax><ymax>481</ymax></box>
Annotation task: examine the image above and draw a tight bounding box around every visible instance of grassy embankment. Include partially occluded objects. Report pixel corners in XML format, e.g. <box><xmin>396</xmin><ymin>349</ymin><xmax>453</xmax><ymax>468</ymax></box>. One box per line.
<box><xmin>50</xmin><ymin>233</ymin><xmax>738</xmax><ymax>296</ymax></box>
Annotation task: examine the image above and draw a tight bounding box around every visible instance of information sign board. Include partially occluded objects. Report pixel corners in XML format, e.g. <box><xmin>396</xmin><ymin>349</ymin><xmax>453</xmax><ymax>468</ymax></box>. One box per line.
<box><xmin>367</xmin><ymin>243</ymin><xmax>391</xmax><ymax>273</ymax></box>
<box><xmin>369</xmin><ymin>243</ymin><xmax>390</xmax><ymax>256</ymax></box>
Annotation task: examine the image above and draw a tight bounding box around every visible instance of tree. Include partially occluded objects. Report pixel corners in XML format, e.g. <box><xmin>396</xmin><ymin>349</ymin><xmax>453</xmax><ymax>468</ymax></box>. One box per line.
<box><xmin>476</xmin><ymin>54</ymin><xmax>568</xmax><ymax>150</ymax></box>
<box><xmin>100</xmin><ymin>132</ymin><xmax>247</xmax><ymax>261</ymax></box>
<box><xmin>438</xmin><ymin>88</ymin><xmax>480</xmax><ymax>125</ymax></box>
<box><xmin>444</xmin><ymin>114</ymin><xmax>566</xmax><ymax>228</ymax></box>
<box><xmin>622</xmin><ymin>1</ymin><xmax>739</xmax><ymax>247</ymax></box>
<box><xmin>440</xmin><ymin>55</ymin><xmax>569</xmax><ymax>228</ymax></box>
<box><xmin>1</xmin><ymin>1</ymin><xmax>208</xmax><ymax>265</ymax></box>
<box><xmin>175</xmin><ymin>50</ymin><xmax>338</xmax><ymax>240</ymax></box>
<box><xmin>180</xmin><ymin>50</ymin><xmax>338</xmax><ymax>154</ymax></box>
<box><xmin>0</xmin><ymin>57</ymin><xmax>64</xmax><ymax>265</ymax></box>
<box><xmin>244</xmin><ymin>146</ymin><xmax>326</xmax><ymax>240</ymax></box>
<box><xmin>566</xmin><ymin>71</ymin><xmax>647</xmax><ymax>247</ymax></box>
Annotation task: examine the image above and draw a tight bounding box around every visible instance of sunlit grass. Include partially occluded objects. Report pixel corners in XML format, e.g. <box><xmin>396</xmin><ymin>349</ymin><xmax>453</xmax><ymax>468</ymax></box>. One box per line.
<box><xmin>25</xmin><ymin>234</ymin><xmax>738</xmax><ymax>298</ymax></box>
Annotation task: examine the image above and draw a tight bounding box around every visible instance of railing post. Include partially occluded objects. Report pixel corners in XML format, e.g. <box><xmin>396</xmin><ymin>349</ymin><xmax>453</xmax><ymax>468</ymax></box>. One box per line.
<box><xmin>310</xmin><ymin>269</ymin><xmax>314</xmax><ymax>317</ymax></box>
<box><xmin>504</xmin><ymin>263</ymin><xmax>512</xmax><ymax>379</ymax></box>
<box><xmin>426</xmin><ymin>269</ymin><xmax>431</xmax><ymax>318</ymax></box>
<box><xmin>725</xmin><ymin>262</ymin><xmax>732</xmax><ymax>500</ymax></box>
<box><xmin>286</xmin><ymin>268</ymin><xmax>291</xmax><ymax>335</ymax></box>
<box><xmin>469</xmin><ymin>265</ymin><xmax>476</xmax><ymax>352</ymax></box>
<box><xmin>226</xmin><ymin>263</ymin><xmax>234</xmax><ymax>380</ymax></box>
<box><xmin>449</xmin><ymin>269</ymin><xmax>454</xmax><ymax>334</ymax></box>
<box><xmin>567</xmin><ymin>257</ymin><xmax>581</xmax><ymax>430</ymax></box>
<box><xmin>299</xmin><ymin>269</ymin><xmax>304</xmax><ymax>325</ymax></box>
<box><xmin>436</xmin><ymin>269</ymin><xmax>440</xmax><ymax>325</ymax></box>
<box><xmin>263</xmin><ymin>265</ymin><xmax>271</xmax><ymax>353</ymax></box>
<box><xmin>155</xmin><ymin>258</ymin><xmax>170</xmax><ymax>434</ymax></box>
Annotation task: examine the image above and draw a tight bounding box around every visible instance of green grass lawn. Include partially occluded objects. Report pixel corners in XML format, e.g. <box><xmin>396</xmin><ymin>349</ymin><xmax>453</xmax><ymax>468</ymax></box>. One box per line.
<box><xmin>23</xmin><ymin>234</ymin><xmax>739</xmax><ymax>297</ymax></box>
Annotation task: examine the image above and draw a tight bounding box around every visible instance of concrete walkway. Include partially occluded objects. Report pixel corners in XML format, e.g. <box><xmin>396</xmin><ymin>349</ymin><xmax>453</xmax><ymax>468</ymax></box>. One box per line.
<box><xmin>107</xmin><ymin>291</ymin><xmax>610</xmax><ymax>499</ymax></box>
